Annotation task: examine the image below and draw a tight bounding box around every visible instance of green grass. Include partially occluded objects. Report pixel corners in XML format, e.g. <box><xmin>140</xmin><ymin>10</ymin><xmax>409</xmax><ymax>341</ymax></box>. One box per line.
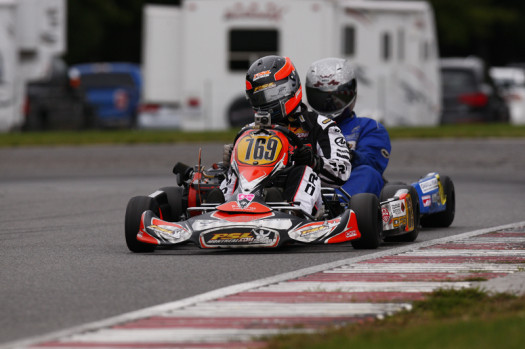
<box><xmin>0</xmin><ymin>129</ymin><xmax>239</xmax><ymax>147</ymax></box>
<box><xmin>265</xmin><ymin>288</ymin><xmax>525</xmax><ymax>349</ymax></box>
<box><xmin>1</xmin><ymin>124</ymin><xmax>525</xmax><ymax>147</ymax></box>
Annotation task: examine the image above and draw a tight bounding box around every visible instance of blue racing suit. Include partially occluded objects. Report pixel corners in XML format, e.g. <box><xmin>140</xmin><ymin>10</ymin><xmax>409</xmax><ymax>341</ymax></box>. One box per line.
<box><xmin>334</xmin><ymin>109</ymin><xmax>391</xmax><ymax>198</ymax></box>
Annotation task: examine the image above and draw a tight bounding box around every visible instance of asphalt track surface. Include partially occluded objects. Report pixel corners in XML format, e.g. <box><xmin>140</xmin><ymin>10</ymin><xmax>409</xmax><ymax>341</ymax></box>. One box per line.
<box><xmin>1</xmin><ymin>139</ymin><xmax>524</xmax><ymax>345</ymax></box>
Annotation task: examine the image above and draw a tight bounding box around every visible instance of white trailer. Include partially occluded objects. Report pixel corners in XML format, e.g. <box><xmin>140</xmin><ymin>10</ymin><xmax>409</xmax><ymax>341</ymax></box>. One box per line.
<box><xmin>0</xmin><ymin>0</ymin><xmax>66</xmax><ymax>132</ymax></box>
<box><xmin>141</xmin><ymin>0</ymin><xmax>441</xmax><ymax>130</ymax></box>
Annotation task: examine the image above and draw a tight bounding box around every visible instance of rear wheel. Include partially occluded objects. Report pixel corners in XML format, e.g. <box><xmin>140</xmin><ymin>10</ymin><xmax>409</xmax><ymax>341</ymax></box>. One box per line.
<box><xmin>382</xmin><ymin>184</ymin><xmax>420</xmax><ymax>242</ymax></box>
<box><xmin>159</xmin><ymin>186</ymin><xmax>185</xmax><ymax>221</ymax></box>
<box><xmin>350</xmin><ymin>193</ymin><xmax>382</xmax><ymax>249</ymax></box>
<box><xmin>124</xmin><ymin>196</ymin><xmax>158</xmax><ymax>253</ymax></box>
<box><xmin>421</xmin><ymin>175</ymin><xmax>455</xmax><ymax>228</ymax></box>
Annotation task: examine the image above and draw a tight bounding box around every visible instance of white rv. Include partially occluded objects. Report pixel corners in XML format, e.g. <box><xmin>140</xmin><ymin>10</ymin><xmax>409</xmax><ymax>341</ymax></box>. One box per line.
<box><xmin>141</xmin><ymin>0</ymin><xmax>441</xmax><ymax>130</ymax></box>
<box><xmin>0</xmin><ymin>0</ymin><xmax>66</xmax><ymax>132</ymax></box>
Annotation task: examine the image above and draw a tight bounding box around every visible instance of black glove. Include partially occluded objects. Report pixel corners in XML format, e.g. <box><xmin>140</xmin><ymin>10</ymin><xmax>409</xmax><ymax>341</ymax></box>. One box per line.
<box><xmin>293</xmin><ymin>146</ymin><xmax>321</xmax><ymax>172</ymax></box>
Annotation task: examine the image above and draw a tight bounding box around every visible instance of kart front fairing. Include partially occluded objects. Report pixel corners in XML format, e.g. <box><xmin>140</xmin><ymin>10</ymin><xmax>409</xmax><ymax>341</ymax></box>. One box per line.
<box><xmin>412</xmin><ymin>172</ymin><xmax>447</xmax><ymax>215</ymax></box>
<box><xmin>137</xmin><ymin>196</ymin><xmax>361</xmax><ymax>249</ymax></box>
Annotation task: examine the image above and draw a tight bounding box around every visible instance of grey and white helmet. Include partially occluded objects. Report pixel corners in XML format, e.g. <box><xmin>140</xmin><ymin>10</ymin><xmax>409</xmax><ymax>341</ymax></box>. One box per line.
<box><xmin>305</xmin><ymin>58</ymin><xmax>357</xmax><ymax>118</ymax></box>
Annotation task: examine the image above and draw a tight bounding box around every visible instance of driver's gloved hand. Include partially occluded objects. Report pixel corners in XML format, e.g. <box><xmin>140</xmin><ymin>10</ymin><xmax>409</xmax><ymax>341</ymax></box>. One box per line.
<box><xmin>293</xmin><ymin>146</ymin><xmax>322</xmax><ymax>173</ymax></box>
<box><xmin>223</xmin><ymin>144</ymin><xmax>234</xmax><ymax>164</ymax></box>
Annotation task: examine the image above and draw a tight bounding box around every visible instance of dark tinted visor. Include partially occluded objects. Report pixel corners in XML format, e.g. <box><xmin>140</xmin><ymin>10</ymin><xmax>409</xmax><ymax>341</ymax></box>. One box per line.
<box><xmin>306</xmin><ymin>86</ymin><xmax>355</xmax><ymax>115</ymax></box>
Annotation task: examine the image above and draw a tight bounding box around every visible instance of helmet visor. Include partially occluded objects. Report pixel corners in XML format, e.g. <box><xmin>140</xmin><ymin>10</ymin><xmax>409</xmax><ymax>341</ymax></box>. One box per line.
<box><xmin>306</xmin><ymin>86</ymin><xmax>356</xmax><ymax>117</ymax></box>
<box><xmin>247</xmin><ymin>78</ymin><xmax>296</xmax><ymax>108</ymax></box>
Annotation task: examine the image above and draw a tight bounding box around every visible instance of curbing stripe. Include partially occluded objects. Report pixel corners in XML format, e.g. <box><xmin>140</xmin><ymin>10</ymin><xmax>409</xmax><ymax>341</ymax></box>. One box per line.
<box><xmin>2</xmin><ymin>220</ymin><xmax>525</xmax><ymax>349</ymax></box>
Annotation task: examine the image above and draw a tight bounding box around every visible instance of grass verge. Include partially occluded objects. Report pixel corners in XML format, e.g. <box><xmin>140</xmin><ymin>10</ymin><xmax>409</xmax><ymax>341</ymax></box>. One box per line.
<box><xmin>265</xmin><ymin>288</ymin><xmax>525</xmax><ymax>349</ymax></box>
<box><xmin>1</xmin><ymin>124</ymin><xmax>525</xmax><ymax>147</ymax></box>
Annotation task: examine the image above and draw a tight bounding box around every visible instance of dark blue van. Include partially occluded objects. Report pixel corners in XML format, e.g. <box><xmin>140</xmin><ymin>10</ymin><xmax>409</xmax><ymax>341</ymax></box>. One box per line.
<box><xmin>69</xmin><ymin>62</ymin><xmax>142</xmax><ymax>128</ymax></box>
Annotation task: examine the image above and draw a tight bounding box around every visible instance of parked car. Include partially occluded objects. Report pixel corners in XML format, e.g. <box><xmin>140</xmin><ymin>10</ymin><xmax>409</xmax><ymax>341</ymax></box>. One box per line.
<box><xmin>440</xmin><ymin>57</ymin><xmax>509</xmax><ymax>124</ymax></box>
<box><xmin>489</xmin><ymin>66</ymin><xmax>525</xmax><ymax>125</ymax></box>
<box><xmin>69</xmin><ymin>62</ymin><xmax>142</xmax><ymax>128</ymax></box>
<box><xmin>24</xmin><ymin>58</ymin><xmax>93</xmax><ymax>130</ymax></box>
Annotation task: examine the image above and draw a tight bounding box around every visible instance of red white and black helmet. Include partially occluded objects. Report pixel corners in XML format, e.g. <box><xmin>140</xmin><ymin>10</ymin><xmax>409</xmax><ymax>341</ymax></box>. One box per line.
<box><xmin>305</xmin><ymin>57</ymin><xmax>357</xmax><ymax>118</ymax></box>
<box><xmin>245</xmin><ymin>56</ymin><xmax>302</xmax><ymax>123</ymax></box>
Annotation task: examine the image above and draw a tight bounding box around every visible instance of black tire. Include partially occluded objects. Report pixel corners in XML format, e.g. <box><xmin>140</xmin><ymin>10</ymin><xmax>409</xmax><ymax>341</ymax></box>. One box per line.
<box><xmin>380</xmin><ymin>184</ymin><xmax>420</xmax><ymax>242</ymax></box>
<box><xmin>421</xmin><ymin>175</ymin><xmax>455</xmax><ymax>228</ymax></box>
<box><xmin>124</xmin><ymin>196</ymin><xmax>158</xmax><ymax>253</ymax></box>
<box><xmin>350</xmin><ymin>193</ymin><xmax>382</xmax><ymax>249</ymax></box>
<box><xmin>158</xmin><ymin>186</ymin><xmax>185</xmax><ymax>221</ymax></box>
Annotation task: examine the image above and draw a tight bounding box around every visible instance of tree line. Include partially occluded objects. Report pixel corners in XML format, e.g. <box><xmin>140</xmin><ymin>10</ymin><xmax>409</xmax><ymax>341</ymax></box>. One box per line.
<box><xmin>66</xmin><ymin>0</ymin><xmax>525</xmax><ymax>67</ymax></box>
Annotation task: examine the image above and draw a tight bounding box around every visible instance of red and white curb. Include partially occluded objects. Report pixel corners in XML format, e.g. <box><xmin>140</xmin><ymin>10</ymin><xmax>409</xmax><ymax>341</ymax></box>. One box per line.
<box><xmin>3</xmin><ymin>221</ymin><xmax>525</xmax><ymax>349</ymax></box>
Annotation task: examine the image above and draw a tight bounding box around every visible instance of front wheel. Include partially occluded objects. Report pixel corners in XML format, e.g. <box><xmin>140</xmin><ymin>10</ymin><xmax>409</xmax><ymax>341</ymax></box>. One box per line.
<box><xmin>350</xmin><ymin>193</ymin><xmax>382</xmax><ymax>249</ymax></box>
<box><xmin>124</xmin><ymin>196</ymin><xmax>158</xmax><ymax>253</ymax></box>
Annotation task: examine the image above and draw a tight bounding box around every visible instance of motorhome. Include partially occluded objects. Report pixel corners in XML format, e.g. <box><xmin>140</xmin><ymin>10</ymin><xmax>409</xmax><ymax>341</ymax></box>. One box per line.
<box><xmin>0</xmin><ymin>0</ymin><xmax>65</xmax><ymax>132</ymax></box>
<box><xmin>141</xmin><ymin>0</ymin><xmax>441</xmax><ymax>130</ymax></box>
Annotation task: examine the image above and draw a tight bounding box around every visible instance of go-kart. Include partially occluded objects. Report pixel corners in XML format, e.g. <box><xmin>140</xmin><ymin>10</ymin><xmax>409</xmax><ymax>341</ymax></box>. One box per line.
<box><xmin>125</xmin><ymin>115</ymin><xmax>384</xmax><ymax>253</ymax></box>
<box><xmin>124</xmin><ymin>114</ymin><xmax>454</xmax><ymax>253</ymax></box>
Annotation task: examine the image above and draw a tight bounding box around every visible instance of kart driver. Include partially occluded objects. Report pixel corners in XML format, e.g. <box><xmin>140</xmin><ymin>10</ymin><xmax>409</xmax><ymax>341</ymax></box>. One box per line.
<box><xmin>305</xmin><ymin>57</ymin><xmax>391</xmax><ymax>198</ymax></box>
<box><xmin>220</xmin><ymin>55</ymin><xmax>351</xmax><ymax>216</ymax></box>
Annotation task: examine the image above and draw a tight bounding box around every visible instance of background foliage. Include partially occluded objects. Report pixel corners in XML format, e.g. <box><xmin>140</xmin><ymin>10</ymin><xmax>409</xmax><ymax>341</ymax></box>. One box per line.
<box><xmin>65</xmin><ymin>0</ymin><xmax>525</xmax><ymax>66</ymax></box>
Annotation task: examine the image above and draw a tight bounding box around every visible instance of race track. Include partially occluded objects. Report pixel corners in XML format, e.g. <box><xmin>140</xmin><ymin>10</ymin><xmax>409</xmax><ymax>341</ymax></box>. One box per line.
<box><xmin>1</xmin><ymin>139</ymin><xmax>524</xmax><ymax>344</ymax></box>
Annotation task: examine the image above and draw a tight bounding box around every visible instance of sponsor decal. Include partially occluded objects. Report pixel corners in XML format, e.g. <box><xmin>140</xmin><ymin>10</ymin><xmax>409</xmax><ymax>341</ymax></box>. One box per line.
<box><xmin>209</xmin><ymin>232</ymin><xmax>254</xmax><ymax>241</ymax></box>
<box><xmin>419</xmin><ymin>177</ymin><xmax>438</xmax><ymax>193</ymax></box>
<box><xmin>289</xmin><ymin>219</ymin><xmax>340</xmax><ymax>242</ymax></box>
<box><xmin>147</xmin><ymin>222</ymin><xmax>188</xmax><ymax>241</ymax></box>
<box><xmin>253</xmin><ymin>70</ymin><xmax>271</xmax><ymax>80</ymax></box>
<box><xmin>382</xmin><ymin>206</ymin><xmax>391</xmax><ymax>223</ymax></box>
<box><xmin>252</xmin><ymin>228</ymin><xmax>275</xmax><ymax>244</ymax></box>
<box><xmin>254</xmin><ymin>82</ymin><xmax>275</xmax><ymax>93</ymax></box>
<box><xmin>237</xmin><ymin>193</ymin><xmax>255</xmax><ymax>209</ymax></box>
<box><xmin>422</xmin><ymin>195</ymin><xmax>432</xmax><ymax>207</ymax></box>
<box><xmin>390</xmin><ymin>200</ymin><xmax>406</xmax><ymax>217</ymax></box>
<box><xmin>287</xmin><ymin>125</ymin><xmax>308</xmax><ymax>138</ymax></box>
<box><xmin>346</xmin><ymin>230</ymin><xmax>358</xmax><ymax>238</ymax></box>
<box><xmin>393</xmin><ymin>217</ymin><xmax>407</xmax><ymax>228</ymax></box>
<box><xmin>201</xmin><ymin>228</ymin><xmax>279</xmax><ymax>247</ymax></box>
<box><xmin>322</xmin><ymin>118</ymin><xmax>332</xmax><ymax>124</ymax></box>
<box><xmin>335</xmin><ymin>137</ymin><xmax>347</xmax><ymax>147</ymax></box>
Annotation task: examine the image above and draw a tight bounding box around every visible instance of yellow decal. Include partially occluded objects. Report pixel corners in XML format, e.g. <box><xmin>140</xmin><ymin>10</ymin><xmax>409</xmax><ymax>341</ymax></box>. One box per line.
<box><xmin>236</xmin><ymin>134</ymin><xmax>283</xmax><ymax>165</ymax></box>
<box><xmin>254</xmin><ymin>82</ymin><xmax>275</xmax><ymax>93</ymax></box>
<box><xmin>210</xmin><ymin>232</ymin><xmax>253</xmax><ymax>240</ymax></box>
<box><xmin>437</xmin><ymin>175</ymin><xmax>447</xmax><ymax>205</ymax></box>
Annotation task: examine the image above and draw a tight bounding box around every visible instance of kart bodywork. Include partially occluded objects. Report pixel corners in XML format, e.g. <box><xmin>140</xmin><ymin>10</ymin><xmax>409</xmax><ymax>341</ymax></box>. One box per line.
<box><xmin>125</xmin><ymin>123</ymin><xmax>382</xmax><ymax>252</ymax></box>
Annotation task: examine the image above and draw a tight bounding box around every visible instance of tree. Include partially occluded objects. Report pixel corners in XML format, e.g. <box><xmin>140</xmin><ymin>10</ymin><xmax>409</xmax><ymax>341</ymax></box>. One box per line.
<box><xmin>65</xmin><ymin>0</ymin><xmax>525</xmax><ymax>66</ymax></box>
<box><xmin>429</xmin><ymin>0</ymin><xmax>523</xmax><ymax>65</ymax></box>
<box><xmin>66</xmin><ymin>0</ymin><xmax>180</xmax><ymax>64</ymax></box>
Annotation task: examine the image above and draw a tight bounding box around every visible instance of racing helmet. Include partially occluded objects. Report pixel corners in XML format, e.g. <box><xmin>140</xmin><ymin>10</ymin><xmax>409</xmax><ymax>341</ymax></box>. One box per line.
<box><xmin>305</xmin><ymin>57</ymin><xmax>357</xmax><ymax>118</ymax></box>
<box><xmin>245</xmin><ymin>56</ymin><xmax>302</xmax><ymax>123</ymax></box>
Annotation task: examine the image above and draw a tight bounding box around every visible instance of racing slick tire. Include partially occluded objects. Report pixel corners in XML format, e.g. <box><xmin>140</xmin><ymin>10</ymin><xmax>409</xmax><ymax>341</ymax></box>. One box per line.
<box><xmin>381</xmin><ymin>184</ymin><xmax>420</xmax><ymax>242</ymax></box>
<box><xmin>420</xmin><ymin>175</ymin><xmax>455</xmax><ymax>228</ymax></box>
<box><xmin>350</xmin><ymin>193</ymin><xmax>382</xmax><ymax>249</ymax></box>
<box><xmin>159</xmin><ymin>186</ymin><xmax>185</xmax><ymax>221</ymax></box>
<box><xmin>125</xmin><ymin>196</ymin><xmax>159</xmax><ymax>253</ymax></box>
